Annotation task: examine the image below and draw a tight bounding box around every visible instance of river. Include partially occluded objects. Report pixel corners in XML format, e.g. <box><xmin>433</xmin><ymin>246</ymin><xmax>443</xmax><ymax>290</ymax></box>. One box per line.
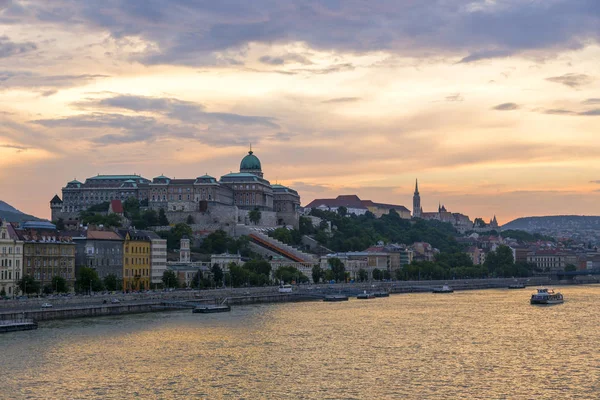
<box><xmin>1</xmin><ymin>286</ymin><xmax>598</xmax><ymax>399</ymax></box>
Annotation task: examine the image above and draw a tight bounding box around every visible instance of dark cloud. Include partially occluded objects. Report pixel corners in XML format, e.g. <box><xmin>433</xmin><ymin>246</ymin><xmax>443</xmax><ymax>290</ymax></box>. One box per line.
<box><xmin>322</xmin><ymin>97</ymin><xmax>361</xmax><ymax>104</ymax></box>
<box><xmin>543</xmin><ymin>109</ymin><xmax>577</xmax><ymax>115</ymax></box>
<box><xmin>259</xmin><ymin>55</ymin><xmax>284</xmax><ymax>65</ymax></box>
<box><xmin>445</xmin><ymin>93</ymin><xmax>463</xmax><ymax>102</ymax></box>
<box><xmin>582</xmin><ymin>98</ymin><xmax>600</xmax><ymax>105</ymax></box>
<box><xmin>76</xmin><ymin>94</ymin><xmax>279</xmax><ymax>128</ymax></box>
<box><xmin>7</xmin><ymin>0</ymin><xmax>599</xmax><ymax>66</ymax></box>
<box><xmin>546</xmin><ymin>73</ymin><xmax>592</xmax><ymax>88</ymax></box>
<box><xmin>493</xmin><ymin>103</ymin><xmax>519</xmax><ymax>111</ymax></box>
<box><xmin>0</xmin><ymin>35</ymin><xmax>36</xmax><ymax>58</ymax></box>
<box><xmin>590</xmin><ymin>180</ymin><xmax>600</xmax><ymax>184</ymax></box>
<box><xmin>579</xmin><ymin>109</ymin><xmax>600</xmax><ymax>116</ymax></box>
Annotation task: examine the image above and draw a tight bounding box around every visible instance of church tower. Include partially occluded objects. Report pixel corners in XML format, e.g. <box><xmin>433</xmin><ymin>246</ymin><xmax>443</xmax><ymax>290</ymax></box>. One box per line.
<box><xmin>413</xmin><ymin>179</ymin><xmax>421</xmax><ymax>218</ymax></box>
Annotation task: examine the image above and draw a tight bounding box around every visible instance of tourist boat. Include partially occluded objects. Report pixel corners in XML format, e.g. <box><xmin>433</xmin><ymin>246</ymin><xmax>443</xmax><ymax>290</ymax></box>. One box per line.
<box><xmin>530</xmin><ymin>288</ymin><xmax>564</xmax><ymax>305</ymax></box>
<box><xmin>323</xmin><ymin>295</ymin><xmax>349</xmax><ymax>302</ymax></box>
<box><xmin>432</xmin><ymin>285</ymin><xmax>454</xmax><ymax>293</ymax></box>
<box><xmin>192</xmin><ymin>305</ymin><xmax>231</xmax><ymax>313</ymax></box>
<box><xmin>278</xmin><ymin>284</ymin><xmax>293</xmax><ymax>293</ymax></box>
<box><xmin>357</xmin><ymin>291</ymin><xmax>375</xmax><ymax>299</ymax></box>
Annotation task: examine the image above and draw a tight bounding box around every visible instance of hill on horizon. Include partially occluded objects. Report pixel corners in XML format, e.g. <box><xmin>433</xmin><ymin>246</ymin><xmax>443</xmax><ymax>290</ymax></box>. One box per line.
<box><xmin>0</xmin><ymin>200</ymin><xmax>44</xmax><ymax>223</ymax></box>
<box><xmin>502</xmin><ymin>215</ymin><xmax>600</xmax><ymax>232</ymax></box>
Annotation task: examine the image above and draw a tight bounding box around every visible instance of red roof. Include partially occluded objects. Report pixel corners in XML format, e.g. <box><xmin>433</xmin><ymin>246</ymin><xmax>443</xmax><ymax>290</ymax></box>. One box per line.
<box><xmin>110</xmin><ymin>199</ymin><xmax>124</xmax><ymax>214</ymax></box>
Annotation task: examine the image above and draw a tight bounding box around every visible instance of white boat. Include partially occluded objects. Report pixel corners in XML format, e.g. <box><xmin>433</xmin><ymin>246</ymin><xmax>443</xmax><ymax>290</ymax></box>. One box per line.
<box><xmin>432</xmin><ymin>285</ymin><xmax>454</xmax><ymax>293</ymax></box>
<box><xmin>278</xmin><ymin>284</ymin><xmax>293</xmax><ymax>293</ymax></box>
<box><xmin>530</xmin><ymin>288</ymin><xmax>564</xmax><ymax>305</ymax></box>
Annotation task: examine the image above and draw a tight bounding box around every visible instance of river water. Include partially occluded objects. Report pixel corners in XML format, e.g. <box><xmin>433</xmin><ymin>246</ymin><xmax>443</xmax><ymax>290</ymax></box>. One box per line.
<box><xmin>1</xmin><ymin>286</ymin><xmax>599</xmax><ymax>399</ymax></box>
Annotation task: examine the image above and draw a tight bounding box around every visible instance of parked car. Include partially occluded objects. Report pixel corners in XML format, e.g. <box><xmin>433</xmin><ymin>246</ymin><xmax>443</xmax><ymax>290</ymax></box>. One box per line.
<box><xmin>41</xmin><ymin>303</ymin><xmax>53</xmax><ymax>308</ymax></box>
<box><xmin>110</xmin><ymin>298</ymin><xmax>120</xmax><ymax>304</ymax></box>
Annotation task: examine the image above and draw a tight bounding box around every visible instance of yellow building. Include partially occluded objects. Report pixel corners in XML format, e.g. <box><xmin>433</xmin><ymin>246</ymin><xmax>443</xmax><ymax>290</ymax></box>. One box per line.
<box><xmin>122</xmin><ymin>231</ymin><xmax>151</xmax><ymax>292</ymax></box>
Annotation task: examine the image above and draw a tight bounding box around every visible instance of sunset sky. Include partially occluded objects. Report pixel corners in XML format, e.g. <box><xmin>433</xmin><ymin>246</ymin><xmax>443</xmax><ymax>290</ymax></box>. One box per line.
<box><xmin>1</xmin><ymin>0</ymin><xmax>599</xmax><ymax>223</ymax></box>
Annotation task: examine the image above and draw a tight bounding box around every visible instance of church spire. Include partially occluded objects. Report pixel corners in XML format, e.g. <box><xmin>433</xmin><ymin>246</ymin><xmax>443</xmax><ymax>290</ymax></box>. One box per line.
<box><xmin>414</xmin><ymin>179</ymin><xmax>419</xmax><ymax>195</ymax></box>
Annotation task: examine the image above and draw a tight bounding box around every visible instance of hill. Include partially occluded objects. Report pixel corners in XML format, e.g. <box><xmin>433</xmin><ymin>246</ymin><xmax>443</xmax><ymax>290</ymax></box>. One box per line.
<box><xmin>502</xmin><ymin>215</ymin><xmax>600</xmax><ymax>232</ymax></box>
<box><xmin>0</xmin><ymin>201</ymin><xmax>44</xmax><ymax>223</ymax></box>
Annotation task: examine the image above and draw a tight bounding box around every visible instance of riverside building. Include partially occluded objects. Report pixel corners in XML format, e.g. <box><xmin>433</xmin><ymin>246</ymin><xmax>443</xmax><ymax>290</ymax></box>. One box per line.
<box><xmin>0</xmin><ymin>220</ymin><xmax>23</xmax><ymax>296</ymax></box>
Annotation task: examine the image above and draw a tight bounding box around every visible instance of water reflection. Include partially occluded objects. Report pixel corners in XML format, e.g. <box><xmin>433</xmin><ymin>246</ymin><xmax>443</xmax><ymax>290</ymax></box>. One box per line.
<box><xmin>1</xmin><ymin>286</ymin><xmax>599</xmax><ymax>399</ymax></box>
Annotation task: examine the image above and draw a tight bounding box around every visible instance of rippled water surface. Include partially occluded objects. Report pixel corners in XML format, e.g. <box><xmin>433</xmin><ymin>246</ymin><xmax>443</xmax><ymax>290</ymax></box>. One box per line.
<box><xmin>1</xmin><ymin>286</ymin><xmax>599</xmax><ymax>399</ymax></box>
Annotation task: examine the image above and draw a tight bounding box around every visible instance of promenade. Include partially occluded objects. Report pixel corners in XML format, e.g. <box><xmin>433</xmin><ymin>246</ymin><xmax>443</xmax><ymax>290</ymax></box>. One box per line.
<box><xmin>0</xmin><ymin>277</ymin><xmax>596</xmax><ymax>323</ymax></box>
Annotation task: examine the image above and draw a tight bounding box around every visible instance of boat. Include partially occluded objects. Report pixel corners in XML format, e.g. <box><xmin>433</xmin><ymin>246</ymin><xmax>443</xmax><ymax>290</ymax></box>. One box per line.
<box><xmin>373</xmin><ymin>292</ymin><xmax>390</xmax><ymax>297</ymax></box>
<box><xmin>278</xmin><ymin>284</ymin><xmax>293</xmax><ymax>293</ymax></box>
<box><xmin>530</xmin><ymin>288</ymin><xmax>564</xmax><ymax>305</ymax></box>
<box><xmin>192</xmin><ymin>305</ymin><xmax>231</xmax><ymax>313</ymax></box>
<box><xmin>432</xmin><ymin>285</ymin><xmax>454</xmax><ymax>293</ymax></box>
<box><xmin>357</xmin><ymin>291</ymin><xmax>375</xmax><ymax>299</ymax></box>
<box><xmin>324</xmin><ymin>295</ymin><xmax>349</xmax><ymax>302</ymax></box>
<box><xmin>508</xmin><ymin>283</ymin><xmax>526</xmax><ymax>289</ymax></box>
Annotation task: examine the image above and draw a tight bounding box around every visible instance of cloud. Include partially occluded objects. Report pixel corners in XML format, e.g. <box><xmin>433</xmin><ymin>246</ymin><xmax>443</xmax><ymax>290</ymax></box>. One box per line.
<box><xmin>458</xmin><ymin>50</ymin><xmax>511</xmax><ymax>63</ymax></box>
<box><xmin>582</xmin><ymin>98</ymin><xmax>600</xmax><ymax>105</ymax></box>
<box><xmin>322</xmin><ymin>97</ymin><xmax>361</xmax><ymax>104</ymax></box>
<box><xmin>579</xmin><ymin>109</ymin><xmax>600</xmax><ymax>116</ymax></box>
<box><xmin>0</xmin><ymin>35</ymin><xmax>36</xmax><ymax>58</ymax></box>
<box><xmin>546</xmin><ymin>73</ymin><xmax>593</xmax><ymax>88</ymax></box>
<box><xmin>543</xmin><ymin>109</ymin><xmax>577</xmax><ymax>115</ymax></box>
<box><xmin>493</xmin><ymin>103</ymin><xmax>519</xmax><ymax>111</ymax></box>
<box><xmin>77</xmin><ymin>94</ymin><xmax>279</xmax><ymax>128</ymax></box>
<box><xmin>0</xmin><ymin>143</ymin><xmax>29</xmax><ymax>152</ymax></box>
<box><xmin>0</xmin><ymin>71</ymin><xmax>108</xmax><ymax>93</ymax></box>
<box><xmin>445</xmin><ymin>93</ymin><xmax>464</xmax><ymax>102</ymax></box>
<box><xmin>590</xmin><ymin>180</ymin><xmax>600</xmax><ymax>184</ymax></box>
<box><xmin>259</xmin><ymin>55</ymin><xmax>284</xmax><ymax>65</ymax></box>
<box><xmin>8</xmin><ymin>0</ymin><xmax>598</xmax><ymax>66</ymax></box>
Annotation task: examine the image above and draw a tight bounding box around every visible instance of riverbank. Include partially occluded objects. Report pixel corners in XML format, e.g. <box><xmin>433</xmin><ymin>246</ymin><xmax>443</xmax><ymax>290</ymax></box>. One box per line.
<box><xmin>0</xmin><ymin>277</ymin><xmax>596</xmax><ymax>324</ymax></box>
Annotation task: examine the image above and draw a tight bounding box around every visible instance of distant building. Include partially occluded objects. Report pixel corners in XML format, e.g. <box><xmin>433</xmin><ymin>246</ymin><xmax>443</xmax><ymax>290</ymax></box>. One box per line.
<box><xmin>466</xmin><ymin>246</ymin><xmax>486</xmax><ymax>265</ymax></box>
<box><xmin>15</xmin><ymin>222</ymin><xmax>76</xmax><ymax>290</ymax></box>
<box><xmin>210</xmin><ymin>253</ymin><xmax>242</xmax><ymax>270</ymax></box>
<box><xmin>0</xmin><ymin>220</ymin><xmax>23</xmax><ymax>296</ymax></box>
<box><xmin>149</xmin><ymin>233</ymin><xmax>167</xmax><ymax>286</ymax></box>
<box><xmin>51</xmin><ymin>149</ymin><xmax>302</xmax><ymax>229</ymax></box>
<box><xmin>73</xmin><ymin>229</ymin><xmax>124</xmax><ymax>281</ymax></box>
<box><xmin>305</xmin><ymin>195</ymin><xmax>410</xmax><ymax>219</ymax></box>
<box><xmin>179</xmin><ymin>237</ymin><xmax>191</xmax><ymax>263</ymax></box>
<box><xmin>412</xmin><ymin>179</ymin><xmax>421</xmax><ymax>218</ymax></box>
<box><xmin>120</xmin><ymin>230</ymin><xmax>151</xmax><ymax>291</ymax></box>
<box><xmin>527</xmin><ymin>250</ymin><xmax>578</xmax><ymax>273</ymax></box>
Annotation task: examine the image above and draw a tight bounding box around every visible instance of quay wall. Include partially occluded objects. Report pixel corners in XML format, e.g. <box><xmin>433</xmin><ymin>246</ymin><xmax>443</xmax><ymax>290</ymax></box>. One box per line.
<box><xmin>0</xmin><ymin>303</ymin><xmax>163</xmax><ymax>322</ymax></box>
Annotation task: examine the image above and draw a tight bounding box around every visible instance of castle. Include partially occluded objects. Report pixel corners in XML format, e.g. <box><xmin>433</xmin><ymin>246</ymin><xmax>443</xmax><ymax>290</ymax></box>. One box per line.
<box><xmin>412</xmin><ymin>179</ymin><xmax>498</xmax><ymax>232</ymax></box>
<box><xmin>50</xmin><ymin>149</ymin><xmax>301</xmax><ymax>231</ymax></box>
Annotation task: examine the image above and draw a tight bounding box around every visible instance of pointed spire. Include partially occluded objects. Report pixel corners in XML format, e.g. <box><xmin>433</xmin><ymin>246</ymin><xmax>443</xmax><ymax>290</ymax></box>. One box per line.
<box><xmin>414</xmin><ymin>179</ymin><xmax>419</xmax><ymax>194</ymax></box>
<box><xmin>249</xmin><ymin>143</ymin><xmax>253</xmax><ymax>155</ymax></box>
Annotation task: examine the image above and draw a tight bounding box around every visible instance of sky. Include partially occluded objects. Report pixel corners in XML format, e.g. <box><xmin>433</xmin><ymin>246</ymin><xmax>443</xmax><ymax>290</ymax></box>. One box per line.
<box><xmin>1</xmin><ymin>0</ymin><xmax>600</xmax><ymax>223</ymax></box>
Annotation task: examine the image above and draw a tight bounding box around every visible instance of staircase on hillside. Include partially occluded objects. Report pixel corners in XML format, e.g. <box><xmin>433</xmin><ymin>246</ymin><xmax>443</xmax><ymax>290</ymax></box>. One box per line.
<box><xmin>248</xmin><ymin>231</ymin><xmax>318</xmax><ymax>263</ymax></box>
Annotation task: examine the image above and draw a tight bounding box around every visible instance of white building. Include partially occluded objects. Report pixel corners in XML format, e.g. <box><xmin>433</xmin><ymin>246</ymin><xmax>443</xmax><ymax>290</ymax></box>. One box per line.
<box><xmin>149</xmin><ymin>234</ymin><xmax>167</xmax><ymax>285</ymax></box>
<box><xmin>0</xmin><ymin>220</ymin><xmax>23</xmax><ymax>297</ymax></box>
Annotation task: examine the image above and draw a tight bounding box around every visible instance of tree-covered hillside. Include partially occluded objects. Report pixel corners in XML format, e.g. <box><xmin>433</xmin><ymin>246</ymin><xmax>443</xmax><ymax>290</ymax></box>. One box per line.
<box><xmin>306</xmin><ymin>209</ymin><xmax>462</xmax><ymax>253</ymax></box>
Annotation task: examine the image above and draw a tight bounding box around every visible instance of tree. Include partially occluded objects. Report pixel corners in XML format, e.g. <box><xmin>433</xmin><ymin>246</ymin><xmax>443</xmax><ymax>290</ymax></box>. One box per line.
<box><xmin>337</xmin><ymin>206</ymin><xmax>348</xmax><ymax>217</ymax></box>
<box><xmin>103</xmin><ymin>274</ymin><xmax>119</xmax><ymax>291</ymax></box>
<box><xmin>0</xmin><ymin>287</ymin><xmax>6</xmax><ymax>297</ymax></box>
<box><xmin>312</xmin><ymin>265</ymin><xmax>324</xmax><ymax>283</ymax></box>
<box><xmin>564</xmin><ymin>264</ymin><xmax>577</xmax><ymax>272</ymax></box>
<box><xmin>358</xmin><ymin>268</ymin><xmax>368</xmax><ymax>282</ymax></box>
<box><xmin>186</xmin><ymin>215</ymin><xmax>195</xmax><ymax>225</ymax></box>
<box><xmin>55</xmin><ymin>218</ymin><xmax>65</xmax><ymax>231</ymax></box>
<box><xmin>162</xmin><ymin>270</ymin><xmax>178</xmax><ymax>289</ymax></box>
<box><xmin>123</xmin><ymin>197</ymin><xmax>140</xmax><ymax>217</ymax></box>
<box><xmin>275</xmin><ymin>266</ymin><xmax>306</xmax><ymax>284</ymax></box>
<box><xmin>51</xmin><ymin>276</ymin><xmax>68</xmax><ymax>293</ymax></box>
<box><xmin>43</xmin><ymin>284</ymin><xmax>53</xmax><ymax>295</ymax></box>
<box><xmin>328</xmin><ymin>257</ymin><xmax>346</xmax><ymax>282</ymax></box>
<box><xmin>17</xmin><ymin>275</ymin><xmax>40</xmax><ymax>295</ymax></box>
<box><xmin>158</xmin><ymin>208</ymin><xmax>169</xmax><ymax>225</ymax></box>
<box><xmin>211</xmin><ymin>264</ymin><xmax>224</xmax><ymax>286</ymax></box>
<box><xmin>76</xmin><ymin>267</ymin><xmax>103</xmax><ymax>293</ymax></box>
<box><xmin>372</xmin><ymin>269</ymin><xmax>382</xmax><ymax>280</ymax></box>
<box><xmin>248</xmin><ymin>208</ymin><xmax>262</xmax><ymax>225</ymax></box>
<box><xmin>484</xmin><ymin>245</ymin><xmax>515</xmax><ymax>277</ymax></box>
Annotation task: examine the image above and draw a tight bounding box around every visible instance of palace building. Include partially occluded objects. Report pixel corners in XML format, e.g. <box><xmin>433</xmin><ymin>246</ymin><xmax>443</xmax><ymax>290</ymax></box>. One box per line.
<box><xmin>50</xmin><ymin>149</ymin><xmax>301</xmax><ymax>229</ymax></box>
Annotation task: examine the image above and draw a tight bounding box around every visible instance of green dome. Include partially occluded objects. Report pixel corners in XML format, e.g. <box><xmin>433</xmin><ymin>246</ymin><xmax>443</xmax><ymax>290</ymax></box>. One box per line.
<box><xmin>240</xmin><ymin>150</ymin><xmax>262</xmax><ymax>171</ymax></box>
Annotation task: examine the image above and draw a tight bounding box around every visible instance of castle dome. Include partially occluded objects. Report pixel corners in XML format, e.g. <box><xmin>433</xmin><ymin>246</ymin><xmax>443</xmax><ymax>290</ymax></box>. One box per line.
<box><xmin>240</xmin><ymin>150</ymin><xmax>262</xmax><ymax>171</ymax></box>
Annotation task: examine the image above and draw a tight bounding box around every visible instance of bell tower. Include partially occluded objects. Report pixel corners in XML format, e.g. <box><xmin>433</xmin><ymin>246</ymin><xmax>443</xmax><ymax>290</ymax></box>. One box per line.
<box><xmin>413</xmin><ymin>179</ymin><xmax>421</xmax><ymax>218</ymax></box>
